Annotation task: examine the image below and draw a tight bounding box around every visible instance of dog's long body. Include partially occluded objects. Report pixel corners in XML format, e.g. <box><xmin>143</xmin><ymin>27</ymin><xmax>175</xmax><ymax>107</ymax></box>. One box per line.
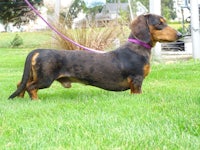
<box><xmin>9</xmin><ymin>14</ymin><xmax>182</xmax><ymax>99</ymax></box>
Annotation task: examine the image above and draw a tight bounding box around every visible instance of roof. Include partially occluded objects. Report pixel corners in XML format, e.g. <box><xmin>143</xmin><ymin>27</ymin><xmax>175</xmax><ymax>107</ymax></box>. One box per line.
<box><xmin>102</xmin><ymin>3</ymin><xmax>129</xmax><ymax>13</ymax></box>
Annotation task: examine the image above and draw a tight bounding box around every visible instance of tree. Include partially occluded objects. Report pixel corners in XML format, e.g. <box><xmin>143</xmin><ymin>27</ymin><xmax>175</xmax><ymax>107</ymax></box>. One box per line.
<box><xmin>136</xmin><ymin>0</ymin><xmax>176</xmax><ymax>20</ymax></box>
<box><xmin>63</xmin><ymin>0</ymin><xmax>86</xmax><ymax>28</ymax></box>
<box><xmin>63</xmin><ymin>0</ymin><xmax>104</xmax><ymax>28</ymax></box>
<box><xmin>0</xmin><ymin>0</ymin><xmax>43</xmax><ymax>27</ymax></box>
<box><xmin>161</xmin><ymin>0</ymin><xmax>177</xmax><ymax>20</ymax></box>
<box><xmin>106</xmin><ymin>0</ymin><xmax>176</xmax><ymax>20</ymax></box>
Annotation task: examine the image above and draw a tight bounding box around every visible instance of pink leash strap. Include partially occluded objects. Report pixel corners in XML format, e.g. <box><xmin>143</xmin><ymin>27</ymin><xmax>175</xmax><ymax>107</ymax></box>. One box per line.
<box><xmin>24</xmin><ymin>0</ymin><xmax>105</xmax><ymax>53</ymax></box>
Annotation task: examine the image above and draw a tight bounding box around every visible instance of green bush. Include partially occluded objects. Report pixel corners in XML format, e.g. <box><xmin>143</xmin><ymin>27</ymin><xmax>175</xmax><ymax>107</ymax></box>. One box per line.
<box><xmin>10</xmin><ymin>34</ymin><xmax>23</xmax><ymax>47</ymax></box>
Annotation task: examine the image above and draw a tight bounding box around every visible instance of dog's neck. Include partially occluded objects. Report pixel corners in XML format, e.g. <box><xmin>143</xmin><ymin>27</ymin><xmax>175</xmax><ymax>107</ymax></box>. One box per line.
<box><xmin>128</xmin><ymin>34</ymin><xmax>152</xmax><ymax>49</ymax></box>
<box><xmin>128</xmin><ymin>38</ymin><xmax>152</xmax><ymax>49</ymax></box>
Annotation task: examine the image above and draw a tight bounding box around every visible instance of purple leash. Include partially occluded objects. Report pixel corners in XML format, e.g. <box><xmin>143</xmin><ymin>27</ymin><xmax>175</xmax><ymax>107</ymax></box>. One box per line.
<box><xmin>24</xmin><ymin>0</ymin><xmax>105</xmax><ymax>53</ymax></box>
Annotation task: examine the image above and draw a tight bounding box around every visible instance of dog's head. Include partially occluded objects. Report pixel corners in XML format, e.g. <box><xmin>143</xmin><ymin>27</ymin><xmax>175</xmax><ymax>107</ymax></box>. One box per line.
<box><xmin>129</xmin><ymin>13</ymin><xmax>182</xmax><ymax>46</ymax></box>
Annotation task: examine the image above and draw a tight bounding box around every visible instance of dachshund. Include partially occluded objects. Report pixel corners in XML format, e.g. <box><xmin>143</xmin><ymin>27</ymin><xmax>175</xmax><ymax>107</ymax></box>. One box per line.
<box><xmin>9</xmin><ymin>14</ymin><xmax>182</xmax><ymax>100</ymax></box>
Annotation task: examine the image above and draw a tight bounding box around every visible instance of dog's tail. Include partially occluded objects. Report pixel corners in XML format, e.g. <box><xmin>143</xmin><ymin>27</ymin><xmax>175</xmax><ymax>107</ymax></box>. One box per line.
<box><xmin>8</xmin><ymin>51</ymin><xmax>36</xmax><ymax>99</ymax></box>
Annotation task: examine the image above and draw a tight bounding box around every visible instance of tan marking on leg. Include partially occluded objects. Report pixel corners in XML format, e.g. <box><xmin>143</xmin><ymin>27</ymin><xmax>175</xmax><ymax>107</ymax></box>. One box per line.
<box><xmin>127</xmin><ymin>77</ymin><xmax>135</xmax><ymax>94</ymax></box>
<box><xmin>143</xmin><ymin>64</ymin><xmax>150</xmax><ymax>77</ymax></box>
<box><xmin>29</xmin><ymin>89</ymin><xmax>38</xmax><ymax>100</ymax></box>
<box><xmin>26</xmin><ymin>81</ymin><xmax>38</xmax><ymax>100</ymax></box>
<box><xmin>17</xmin><ymin>81</ymin><xmax>25</xmax><ymax>98</ymax></box>
<box><xmin>127</xmin><ymin>76</ymin><xmax>143</xmax><ymax>94</ymax></box>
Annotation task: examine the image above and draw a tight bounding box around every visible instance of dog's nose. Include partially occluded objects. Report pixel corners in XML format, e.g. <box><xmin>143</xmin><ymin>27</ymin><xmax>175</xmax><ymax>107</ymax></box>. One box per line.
<box><xmin>177</xmin><ymin>31</ymin><xmax>182</xmax><ymax>39</ymax></box>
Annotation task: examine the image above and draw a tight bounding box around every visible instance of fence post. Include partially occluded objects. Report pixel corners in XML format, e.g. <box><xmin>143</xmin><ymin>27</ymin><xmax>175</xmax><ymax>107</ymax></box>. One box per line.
<box><xmin>149</xmin><ymin>0</ymin><xmax>161</xmax><ymax>62</ymax></box>
<box><xmin>190</xmin><ymin>0</ymin><xmax>200</xmax><ymax>59</ymax></box>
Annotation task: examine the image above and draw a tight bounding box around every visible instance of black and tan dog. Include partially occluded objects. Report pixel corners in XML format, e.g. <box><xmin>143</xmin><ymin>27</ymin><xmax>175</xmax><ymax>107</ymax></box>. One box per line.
<box><xmin>9</xmin><ymin>14</ymin><xmax>182</xmax><ymax>100</ymax></box>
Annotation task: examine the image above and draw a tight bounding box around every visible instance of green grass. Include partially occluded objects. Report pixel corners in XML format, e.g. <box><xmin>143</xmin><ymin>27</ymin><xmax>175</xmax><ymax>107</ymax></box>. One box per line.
<box><xmin>0</xmin><ymin>31</ymin><xmax>52</xmax><ymax>48</ymax></box>
<box><xmin>0</xmin><ymin>32</ymin><xmax>200</xmax><ymax>149</ymax></box>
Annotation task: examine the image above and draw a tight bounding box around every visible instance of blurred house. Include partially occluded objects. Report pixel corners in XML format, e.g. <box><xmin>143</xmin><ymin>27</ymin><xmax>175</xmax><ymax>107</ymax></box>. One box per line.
<box><xmin>73</xmin><ymin>3</ymin><xmax>129</xmax><ymax>28</ymax></box>
<box><xmin>95</xmin><ymin>3</ymin><xmax>129</xmax><ymax>23</ymax></box>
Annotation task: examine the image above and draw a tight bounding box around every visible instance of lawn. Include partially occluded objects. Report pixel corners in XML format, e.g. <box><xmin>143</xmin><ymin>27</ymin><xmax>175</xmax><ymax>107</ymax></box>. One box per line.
<box><xmin>0</xmin><ymin>31</ymin><xmax>199</xmax><ymax>149</ymax></box>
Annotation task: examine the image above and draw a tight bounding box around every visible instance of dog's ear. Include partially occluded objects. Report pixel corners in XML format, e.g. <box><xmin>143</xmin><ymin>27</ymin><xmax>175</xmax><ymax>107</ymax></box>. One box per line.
<box><xmin>129</xmin><ymin>14</ymin><xmax>151</xmax><ymax>43</ymax></box>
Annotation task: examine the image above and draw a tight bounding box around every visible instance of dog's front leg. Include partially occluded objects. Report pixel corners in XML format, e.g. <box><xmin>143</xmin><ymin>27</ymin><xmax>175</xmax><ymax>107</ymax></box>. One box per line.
<box><xmin>127</xmin><ymin>75</ymin><xmax>143</xmax><ymax>94</ymax></box>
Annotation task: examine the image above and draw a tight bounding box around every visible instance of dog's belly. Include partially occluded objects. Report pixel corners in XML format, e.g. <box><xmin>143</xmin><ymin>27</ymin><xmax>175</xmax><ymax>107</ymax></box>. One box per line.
<box><xmin>91</xmin><ymin>80</ymin><xmax>130</xmax><ymax>91</ymax></box>
<box><xmin>58</xmin><ymin>76</ymin><xmax>130</xmax><ymax>91</ymax></box>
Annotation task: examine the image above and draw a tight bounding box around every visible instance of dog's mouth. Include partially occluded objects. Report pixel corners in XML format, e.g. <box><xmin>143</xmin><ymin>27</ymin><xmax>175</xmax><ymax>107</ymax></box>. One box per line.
<box><xmin>177</xmin><ymin>31</ymin><xmax>183</xmax><ymax>39</ymax></box>
<box><xmin>159</xmin><ymin>39</ymin><xmax>177</xmax><ymax>43</ymax></box>
<box><xmin>158</xmin><ymin>32</ymin><xmax>182</xmax><ymax>43</ymax></box>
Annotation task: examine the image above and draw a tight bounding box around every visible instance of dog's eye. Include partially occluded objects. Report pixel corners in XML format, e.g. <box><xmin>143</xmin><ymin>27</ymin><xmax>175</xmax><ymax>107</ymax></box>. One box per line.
<box><xmin>157</xmin><ymin>22</ymin><xmax>163</xmax><ymax>26</ymax></box>
<box><xmin>155</xmin><ymin>22</ymin><xmax>164</xmax><ymax>30</ymax></box>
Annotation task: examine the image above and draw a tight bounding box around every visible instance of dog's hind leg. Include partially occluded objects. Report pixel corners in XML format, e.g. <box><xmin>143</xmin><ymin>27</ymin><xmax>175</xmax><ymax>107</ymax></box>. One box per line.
<box><xmin>27</xmin><ymin>88</ymin><xmax>38</xmax><ymax>100</ymax></box>
<box><xmin>127</xmin><ymin>75</ymin><xmax>143</xmax><ymax>94</ymax></box>
<box><xmin>17</xmin><ymin>81</ymin><xmax>26</xmax><ymax>98</ymax></box>
<box><xmin>26</xmin><ymin>79</ymin><xmax>54</xmax><ymax>100</ymax></box>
